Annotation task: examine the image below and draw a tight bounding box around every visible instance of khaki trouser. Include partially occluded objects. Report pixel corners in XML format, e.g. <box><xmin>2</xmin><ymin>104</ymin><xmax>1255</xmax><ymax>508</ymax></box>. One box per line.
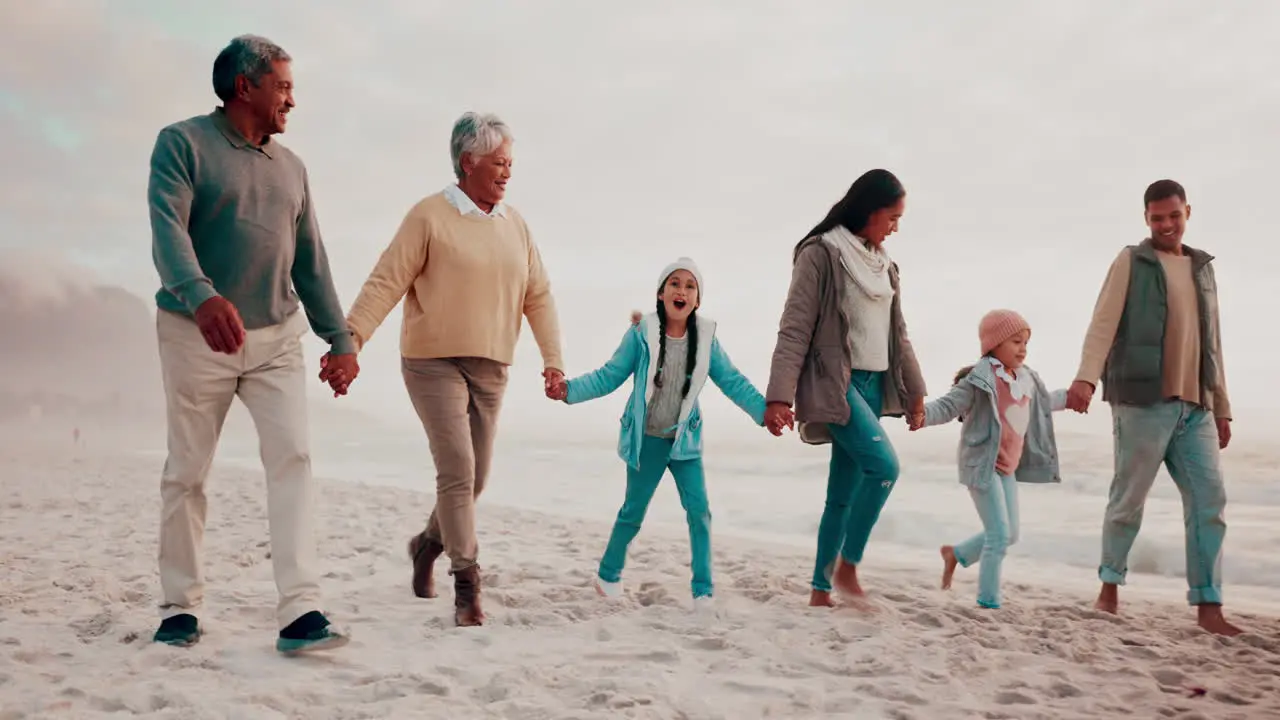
<box><xmin>156</xmin><ymin>309</ymin><xmax>321</xmax><ymax>629</ymax></box>
<box><xmin>401</xmin><ymin>357</ymin><xmax>508</xmax><ymax>571</ymax></box>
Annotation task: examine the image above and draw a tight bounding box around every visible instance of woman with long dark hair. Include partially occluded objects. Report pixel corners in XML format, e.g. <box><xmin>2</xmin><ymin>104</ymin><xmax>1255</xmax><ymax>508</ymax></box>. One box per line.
<box><xmin>764</xmin><ymin>169</ymin><xmax>928</xmax><ymax>607</ymax></box>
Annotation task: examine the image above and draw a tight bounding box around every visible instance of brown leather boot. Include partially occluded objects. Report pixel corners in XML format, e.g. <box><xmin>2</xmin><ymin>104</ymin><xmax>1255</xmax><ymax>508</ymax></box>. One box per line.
<box><xmin>407</xmin><ymin>533</ymin><xmax>445</xmax><ymax>599</ymax></box>
<box><xmin>452</xmin><ymin>565</ymin><xmax>485</xmax><ymax>627</ymax></box>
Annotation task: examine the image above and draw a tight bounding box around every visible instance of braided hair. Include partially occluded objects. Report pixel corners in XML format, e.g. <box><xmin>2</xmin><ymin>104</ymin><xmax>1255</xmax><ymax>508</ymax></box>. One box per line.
<box><xmin>952</xmin><ymin>364</ymin><xmax>975</xmax><ymax>423</ymax></box>
<box><xmin>653</xmin><ymin>298</ymin><xmax>697</xmax><ymax>398</ymax></box>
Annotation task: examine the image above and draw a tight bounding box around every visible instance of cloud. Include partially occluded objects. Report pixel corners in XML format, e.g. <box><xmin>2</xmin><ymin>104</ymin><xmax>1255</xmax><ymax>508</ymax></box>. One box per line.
<box><xmin>2</xmin><ymin>0</ymin><xmax>1279</xmax><ymax>429</ymax></box>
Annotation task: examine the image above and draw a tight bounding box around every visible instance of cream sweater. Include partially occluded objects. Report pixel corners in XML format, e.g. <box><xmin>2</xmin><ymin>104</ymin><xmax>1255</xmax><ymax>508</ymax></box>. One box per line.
<box><xmin>345</xmin><ymin>192</ymin><xmax>564</xmax><ymax>369</ymax></box>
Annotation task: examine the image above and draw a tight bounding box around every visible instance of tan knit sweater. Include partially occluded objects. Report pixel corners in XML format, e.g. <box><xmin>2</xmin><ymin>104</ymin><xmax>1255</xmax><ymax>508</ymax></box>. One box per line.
<box><xmin>345</xmin><ymin>192</ymin><xmax>563</xmax><ymax>370</ymax></box>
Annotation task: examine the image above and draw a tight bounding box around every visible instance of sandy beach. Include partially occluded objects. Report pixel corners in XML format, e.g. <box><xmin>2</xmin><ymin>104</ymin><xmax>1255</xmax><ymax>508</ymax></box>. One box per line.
<box><xmin>1</xmin><ymin>421</ymin><xmax>1277</xmax><ymax>720</ymax></box>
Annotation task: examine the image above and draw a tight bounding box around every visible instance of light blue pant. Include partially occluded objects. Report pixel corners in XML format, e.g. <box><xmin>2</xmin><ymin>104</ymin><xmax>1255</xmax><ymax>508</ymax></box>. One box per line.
<box><xmin>1100</xmin><ymin>401</ymin><xmax>1226</xmax><ymax>605</ymax></box>
<box><xmin>812</xmin><ymin>370</ymin><xmax>900</xmax><ymax>592</ymax></box>
<box><xmin>598</xmin><ymin>435</ymin><xmax>713</xmax><ymax>598</ymax></box>
<box><xmin>954</xmin><ymin>473</ymin><xmax>1020</xmax><ymax>609</ymax></box>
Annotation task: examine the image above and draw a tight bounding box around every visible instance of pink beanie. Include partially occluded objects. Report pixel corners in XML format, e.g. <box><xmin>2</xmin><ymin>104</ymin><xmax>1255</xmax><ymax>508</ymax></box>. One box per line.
<box><xmin>979</xmin><ymin>309</ymin><xmax>1031</xmax><ymax>356</ymax></box>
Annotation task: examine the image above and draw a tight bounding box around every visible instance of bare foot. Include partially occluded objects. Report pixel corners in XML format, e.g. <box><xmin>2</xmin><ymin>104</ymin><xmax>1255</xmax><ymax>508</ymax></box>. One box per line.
<box><xmin>1094</xmin><ymin>583</ymin><xmax>1119</xmax><ymax>614</ymax></box>
<box><xmin>1197</xmin><ymin>604</ymin><xmax>1243</xmax><ymax>637</ymax></box>
<box><xmin>832</xmin><ymin>559</ymin><xmax>865</xmax><ymax>598</ymax></box>
<box><xmin>940</xmin><ymin>546</ymin><xmax>958</xmax><ymax>590</ymax></box>
<box><xmin>809</xmin><ymin>590</ymin><xmax>835</xmax><ymax>607</ymax></box>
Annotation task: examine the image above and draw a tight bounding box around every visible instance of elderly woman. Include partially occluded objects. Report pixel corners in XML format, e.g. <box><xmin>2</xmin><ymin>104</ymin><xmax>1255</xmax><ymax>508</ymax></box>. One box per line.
<box><xmin>764</xmin><ymin>169</ymin><xmax>927</xmax><ymax>608</ymax></box>
<box><xmin>339</xmin><ymin>112</ymin><xmax>564</xmax><ymax>626</ymax></box>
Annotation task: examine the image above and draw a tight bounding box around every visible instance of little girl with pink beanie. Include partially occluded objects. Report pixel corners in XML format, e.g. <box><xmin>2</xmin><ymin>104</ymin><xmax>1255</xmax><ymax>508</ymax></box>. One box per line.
<box><xmin>912</xmin><ymin>309</ymin><xmax>1075</xmax><ymax>609</ymax></box>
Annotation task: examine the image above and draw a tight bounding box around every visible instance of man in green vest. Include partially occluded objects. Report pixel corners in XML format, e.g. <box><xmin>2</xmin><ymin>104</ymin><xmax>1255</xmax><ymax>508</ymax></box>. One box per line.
<box><xmin>1066</xmin><ymin>179</ymin><xmax>1238</xmax><ymax>636</ymax></box>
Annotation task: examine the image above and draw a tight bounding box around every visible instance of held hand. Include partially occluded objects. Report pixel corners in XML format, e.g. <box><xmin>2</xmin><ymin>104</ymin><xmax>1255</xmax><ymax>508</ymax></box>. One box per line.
<box><xmin>1066</xmin><ymin>380</ymin><xmax>1095</xmax><ymax>413</ymax></box>
<box><xmin>543</xmin><ymin>368</ymin><xmax>567</xmax><ymax>401</ymax></box>
<box><xmin>319</xmin><ymin>352</ymin><xmax>360</xmax><ymax>397</ymax></box>
<box><xmin>907</xmin><ymin>396</ymin><xmax>925</xmax><ymax>431</ymax></box>
<box><xmin>1216</xmin><ymin>417</ymin><xmax>1231</xmax><ymax>450</ymax></box>
<box><xmin>193</xmin><ymin>296</ymin><xmax>245</xmax><ymax>354</ymax></box>
<box><xmin>764</xmin><ymin>402</ymin><xmax>794</xmax><ymax>437</ymax></box>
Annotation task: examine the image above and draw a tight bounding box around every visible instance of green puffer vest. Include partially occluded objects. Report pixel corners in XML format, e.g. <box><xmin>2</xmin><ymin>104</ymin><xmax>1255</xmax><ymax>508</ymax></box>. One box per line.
<box><xmin>1101</xmin><ymin>239</ymin><xmax>1222</xmax><ymax>409</ymax></box>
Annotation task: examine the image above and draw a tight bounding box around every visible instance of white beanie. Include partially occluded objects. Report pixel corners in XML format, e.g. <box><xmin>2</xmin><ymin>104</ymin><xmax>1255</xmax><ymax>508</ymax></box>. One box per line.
<box><xmin>656</xmin><ymin>257</ymin><xmax>704</xmax><ymax>300</ymax></box>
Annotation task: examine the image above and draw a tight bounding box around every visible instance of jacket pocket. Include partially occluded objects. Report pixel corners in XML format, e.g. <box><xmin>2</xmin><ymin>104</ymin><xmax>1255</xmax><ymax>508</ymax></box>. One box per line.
<box><xmin>812</xmin><ymin>348</ymin><xmax>829</xmax><ymax>379</ymax></box>
<box><xmin>675</xmin><ymin>411</ymin><xmax>703</xmax><ymax>458</ymax></box>
<box><xmin>962</xmin><ymin>424</ymin><xmax>992</xmax><ymax>447</ymax></box>
<box><xmin>618</xmin><ymin>413</ymin><xmax>635</xmax><ymax>459</ymax></box>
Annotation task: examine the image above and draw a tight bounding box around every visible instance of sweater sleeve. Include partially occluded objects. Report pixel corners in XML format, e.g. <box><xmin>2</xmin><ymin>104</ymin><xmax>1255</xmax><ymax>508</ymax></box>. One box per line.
<box><xmin>148</xmin><ymin>127</ymin><xmax>219</xmax><ymax>314</ymax></box>
<box><xmin>521</xmin><ymin>223</ymin><xmax>565</xmax><ymax>372</ymax></box>
<box><xmin>291</xmin><ymin>164</ymin><xmax>356</xmax><ymax>354</ymax></box>
<box><xmin>1075</xmin><ymin>249</ymin><xmax>1132</xmax><ymax>386</ymax></box>
<box><xmin>345</xmin><ymin>205</ymin><xmax>429</xmax><ymax>350</ymax></box>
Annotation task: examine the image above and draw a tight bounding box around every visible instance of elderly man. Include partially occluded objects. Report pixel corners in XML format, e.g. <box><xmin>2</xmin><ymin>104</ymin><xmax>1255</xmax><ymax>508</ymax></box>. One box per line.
<box><xmin>148</xmin><ymin>34</ymin><xmax>355</xmax><ymax>653</ymax></box>
<box><xmin>341</xmin><ymin>112</ymin><xmax>564</xmax><ymax>627</ymax></box>
<box><xmin>1067</xmin><ymin>179</ymin><xmax>1240</xmax><ymax>636</ymax></box>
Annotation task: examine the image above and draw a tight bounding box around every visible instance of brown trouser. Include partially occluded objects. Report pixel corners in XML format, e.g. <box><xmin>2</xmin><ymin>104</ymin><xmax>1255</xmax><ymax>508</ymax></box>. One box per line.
<box><xmin>401</xmin><ymin>356</ymin><xmax>508</xmax><ymax>571</ymax></box>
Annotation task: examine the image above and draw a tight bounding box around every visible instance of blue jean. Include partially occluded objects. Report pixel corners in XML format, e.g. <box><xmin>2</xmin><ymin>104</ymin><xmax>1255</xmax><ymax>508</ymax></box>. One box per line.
<box><xmin>1100</xmin><ymin>401</ymin><xmax>1226</xmax><ymax>605</ymax></box>
<box><xmin>954</xmin><ymin>473</ymin><xmax>1020</xmax><ymax>609</ymax></box>
<box><xmin>811</xmin><ymin>370</ymin><xmax>901</xmax><ymax>592</ymax></box>
<box><xmin>598</xmin><ymin>435</ymin><xmax>713</xmax><ymax>598</ymax></box>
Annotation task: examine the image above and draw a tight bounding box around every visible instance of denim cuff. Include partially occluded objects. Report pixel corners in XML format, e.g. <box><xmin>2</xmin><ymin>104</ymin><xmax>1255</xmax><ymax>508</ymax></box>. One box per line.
<box><xmin>1098</xmin><ymin>565</ymin><xmax>1128</xmax><ymax>585</ymax></box>
<box><xmin>1187</xmin><ymin>585</ymin><xmax>1223</xmax><ymax>606</ymax></box>
<box><xmin>955</xmin><ymin>549</ymin><xmax>979</xmax><ymax>569</ymax></box>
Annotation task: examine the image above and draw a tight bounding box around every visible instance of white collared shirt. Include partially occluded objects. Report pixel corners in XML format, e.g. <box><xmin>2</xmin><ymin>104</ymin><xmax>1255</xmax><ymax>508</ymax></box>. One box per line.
<box><xmin>443</xmin><ymin>183</ymin><xmax>507</xmax><ymax>218</ymax></box>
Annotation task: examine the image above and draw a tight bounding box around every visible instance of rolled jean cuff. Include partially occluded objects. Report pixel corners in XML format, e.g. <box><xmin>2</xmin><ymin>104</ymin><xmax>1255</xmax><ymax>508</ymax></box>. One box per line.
<box><xmin>1098</xmin><ymin>566</ymin><xmax>1127</xmax><ymax>586</ymax></box>
<box><xmin>1187</xmin><ymin>585</ymin><xmax>1222</xmax><ymax>606</ymax></box>
<box><xmin>812</xmin><ymin>571</ymin><xmax>833</xmax><ymax>593</ymax></box>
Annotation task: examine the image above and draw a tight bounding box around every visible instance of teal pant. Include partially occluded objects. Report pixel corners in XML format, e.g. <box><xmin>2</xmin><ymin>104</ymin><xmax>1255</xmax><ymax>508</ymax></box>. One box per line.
<box><xmin>954</xmin><ymin>473</ymin><xmax>1020</xmax><ymax>608</ymax></box>
<box><xmin>1100</xmin><ymin>401</ymin><xmax>1226</xmax><ymax>606</ymax></box>
<box><xmin>812</xmin><ymin>370</ymin><xmax>900</xmax><ymax>592</ymax></box>
<box><xmin>598</xmin><ymin>435</ymin><xmax>713</xmax><ymax>598</ymax></box>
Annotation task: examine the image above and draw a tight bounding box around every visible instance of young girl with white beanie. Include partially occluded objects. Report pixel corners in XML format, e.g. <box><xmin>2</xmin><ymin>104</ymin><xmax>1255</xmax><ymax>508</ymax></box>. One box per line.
<box><xmin>547</xmin><ymin>258</ymin><xmax>772</xmax><ymax>610</ymax></box>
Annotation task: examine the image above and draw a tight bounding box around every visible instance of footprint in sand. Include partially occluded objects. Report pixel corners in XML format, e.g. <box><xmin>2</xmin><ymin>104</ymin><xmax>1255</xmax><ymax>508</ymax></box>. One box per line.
<box><xmin>1047</xmin><ymin>681</ymin><xmax>1083</xmax><ymax>698</ymax></box>
<box><xmin>586</xmin><ymin>648</ymin><xmax>680</xmax><ymax>664</ymax></box>
<box><xmin>70</xmin><ymin>610</ymin><xmax>115</xmax><ymax>641</ymax></box>
<box><xmin>634</xmin><ymin>582</ymin><xmax>674</xmax><ymax>608</ymax></box>
<box><xmin>687</xmin><ymin>636</ymin><xmax>729</xmax><ymax>651</ymax></box>
<box><xmin>993</xmin><ymin>689</ymin><xmax>1037</xmax><ymax>705</ymax></box>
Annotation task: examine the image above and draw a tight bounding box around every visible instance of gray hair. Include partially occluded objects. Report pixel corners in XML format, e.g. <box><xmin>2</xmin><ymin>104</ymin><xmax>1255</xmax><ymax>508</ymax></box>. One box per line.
<box><xmin>212</xmin><ymin>35</ymin><xmax>292</xmax><ymax>102</ymax></box>
<box><xmin>450</xmin><ymin>112</ymin><xmax>514</xmax><ymax>179</ymax></box>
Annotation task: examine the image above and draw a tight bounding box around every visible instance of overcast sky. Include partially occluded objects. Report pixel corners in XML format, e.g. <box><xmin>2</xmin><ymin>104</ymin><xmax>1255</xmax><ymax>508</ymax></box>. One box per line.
<box><xmin>3</xmin><ymin>0</ymin><xmax>1278</xmax><ymax>442</ymax></box>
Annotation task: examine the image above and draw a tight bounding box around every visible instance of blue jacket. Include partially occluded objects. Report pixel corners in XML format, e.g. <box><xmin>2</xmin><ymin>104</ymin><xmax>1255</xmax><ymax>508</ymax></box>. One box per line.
<box><xmin>565</xmin><ymin>312</ymin><xmax>767</xmax><ymax>469</ymax></box>
<box><xmin>923</xmin><ymin>358</ymin><xmax>1067</xmax><ymax>487</ymax></box>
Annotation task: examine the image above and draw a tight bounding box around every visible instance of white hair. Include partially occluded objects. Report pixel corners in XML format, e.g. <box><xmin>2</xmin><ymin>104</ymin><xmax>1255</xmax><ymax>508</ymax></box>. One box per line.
<box><xmin>212</xmin><ymin>35</ymin><xmax>291</xmax><ymax>102</ymax></box>
<box><xmin>450</xmin><ymin>112</ymin><xmax>514</xmax><ymax>180</ymax></box>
